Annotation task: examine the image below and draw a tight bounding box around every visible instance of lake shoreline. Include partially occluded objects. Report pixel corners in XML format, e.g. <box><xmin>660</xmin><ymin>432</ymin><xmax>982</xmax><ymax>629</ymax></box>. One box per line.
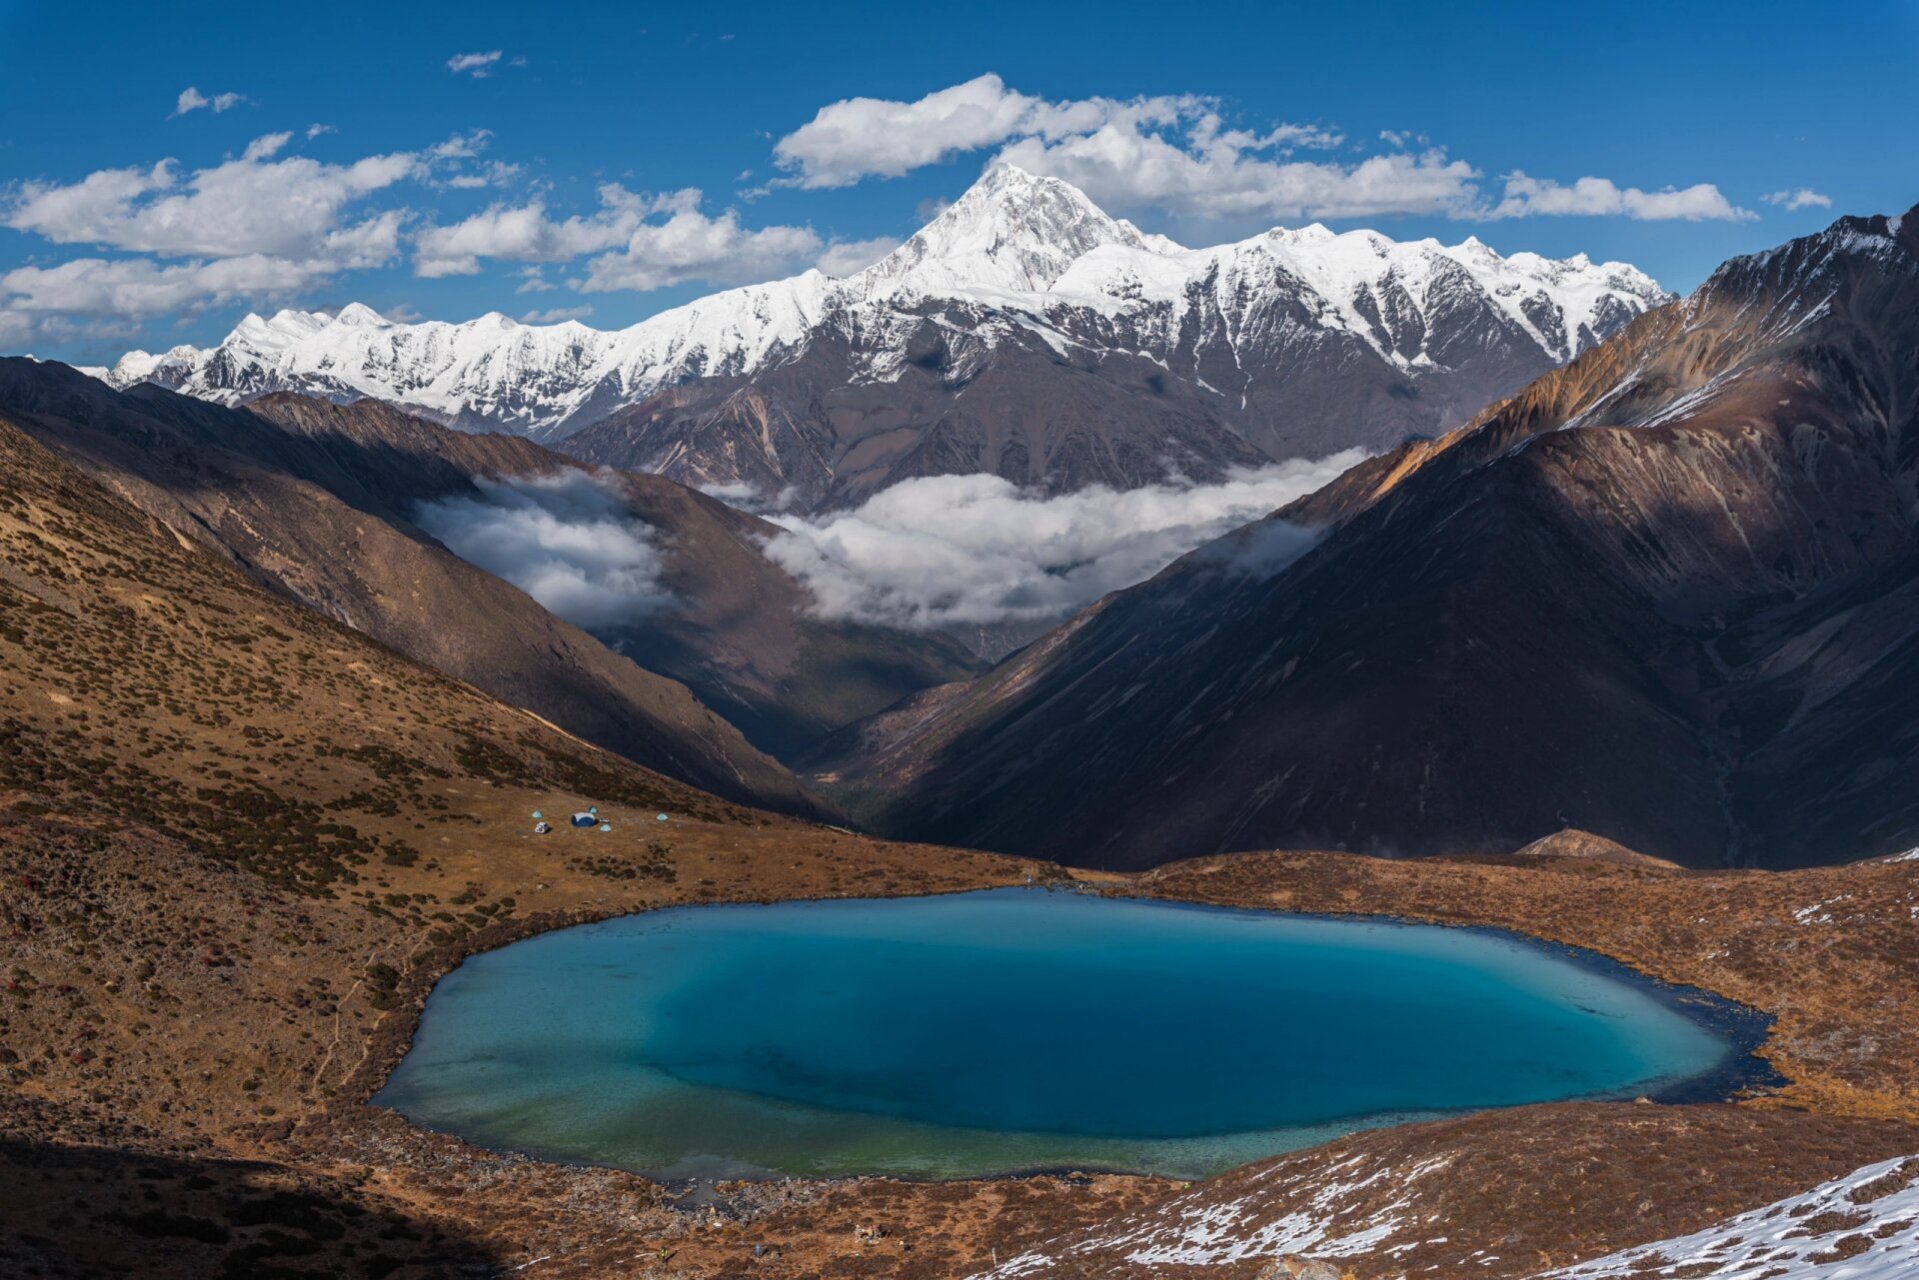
<box><xmin>365</xmin><ymin>885</ymin><xmax>1784</xmax><ymax>1186</ymax></box>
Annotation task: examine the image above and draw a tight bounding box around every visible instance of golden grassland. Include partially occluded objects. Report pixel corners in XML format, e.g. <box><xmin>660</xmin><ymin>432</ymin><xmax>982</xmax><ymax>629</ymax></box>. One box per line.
<box><xmin>3</xmin><ymin>416</ymin><xmax>1917</xmax><ymax>1278</ymax></box>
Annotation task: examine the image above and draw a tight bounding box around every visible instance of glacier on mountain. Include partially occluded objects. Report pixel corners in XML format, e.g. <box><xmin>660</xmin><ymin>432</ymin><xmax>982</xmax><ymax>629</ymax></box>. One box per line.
<box><xmin>100</xmin><ymin>165</ymin><xmax>1670</xmax><ymax>443</ymax></box>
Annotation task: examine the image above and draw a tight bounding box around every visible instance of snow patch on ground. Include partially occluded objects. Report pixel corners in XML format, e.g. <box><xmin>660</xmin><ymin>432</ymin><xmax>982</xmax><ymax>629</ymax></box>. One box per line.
<box><xmin>1536</xmin><ymin>1153</ymin><xmax>1919</xmax><ymax>1279</ymax></box>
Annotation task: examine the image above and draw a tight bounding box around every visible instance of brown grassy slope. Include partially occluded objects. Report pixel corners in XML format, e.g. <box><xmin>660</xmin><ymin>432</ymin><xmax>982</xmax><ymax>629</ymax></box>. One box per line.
<box><xmin>0</xmin><ymin>360</ymin><xmax>825</xmax><ymax>816</ymax></box>
<box><xmin>5</xmin><ymin>405</ymin><xmax>1919</xmax><ymax>1279</ymax></box>
<box><xmin>242</xmin><ymin>389</ymin><xmax>983</xmax><ymax>761</ymax></box>
<box><xmin>0</xmin><ymin>407</ymin><xmax>1032</xmax><ymax>1276</ymax></box>
<box><xmin>1135</xmin><ymin>847</ymin><xmax>1919</xmax><ymax>1119</ymax></box>
<box><xmin>967</xmin><ymin>840</ymin><xmax>1919</xmax><ymax>1280</ymax></box>
<box><xmin>964</xmin><ymin>1103</ymin><xmax>1919</xmax><ymax>1280</ymax></box>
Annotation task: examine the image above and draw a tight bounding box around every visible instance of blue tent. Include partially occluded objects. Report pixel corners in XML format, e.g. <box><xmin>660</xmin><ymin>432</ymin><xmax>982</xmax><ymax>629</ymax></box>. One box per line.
<box><xmin>570</xmin><ymin>812</ymin><xmax>597</xmax><ymax>829</ymax></box>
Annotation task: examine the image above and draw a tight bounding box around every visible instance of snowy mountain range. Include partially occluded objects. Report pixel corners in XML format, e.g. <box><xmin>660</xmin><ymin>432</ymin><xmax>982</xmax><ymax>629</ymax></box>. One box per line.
<box><xmin>98</xmin><ymin>166</ymin><xmax>1671</xmax><ymax>509</ymax></box>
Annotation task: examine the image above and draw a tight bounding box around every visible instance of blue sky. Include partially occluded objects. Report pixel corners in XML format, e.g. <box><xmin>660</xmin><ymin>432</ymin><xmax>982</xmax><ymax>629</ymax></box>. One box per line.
<box><xmin>2</xmin><ymin>0</ymin><xmax>1914</xmax><ymax>364</ymax></box>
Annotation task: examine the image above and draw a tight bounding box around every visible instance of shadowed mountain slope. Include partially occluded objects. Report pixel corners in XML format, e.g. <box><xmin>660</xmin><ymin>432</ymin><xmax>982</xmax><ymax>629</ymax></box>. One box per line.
<box><xmin>809</xmin><ymin>204</ymin><xmax>1919</xmax><ymax>870</ymax></box>
<box><xmin>239</xmin><ymin>393</ymin><xmax>982</xmax><ymax>759</ymax></box>
<box><xmin>0</xmin><ymin>400</ymin><xmax>1030</xmax><ymax>1278</ymax></box>
<box><xmin>0</xmin><ymin>361</ymin><xmax>826</xmax><ymax>814</ymax></box>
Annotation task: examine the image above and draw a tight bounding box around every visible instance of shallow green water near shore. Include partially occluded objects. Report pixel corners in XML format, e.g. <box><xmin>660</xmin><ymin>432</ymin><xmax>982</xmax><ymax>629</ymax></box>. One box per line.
<box><xmin>377</xmin><ymin>888</ymin><xmax>1738</xmax><ymax>1180</ymax></box>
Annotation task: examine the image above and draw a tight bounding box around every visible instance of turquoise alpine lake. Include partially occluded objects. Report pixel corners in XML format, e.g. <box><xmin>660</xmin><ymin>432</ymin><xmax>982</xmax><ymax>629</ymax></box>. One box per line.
<box><xmin>375</xmin><ymin>889</ymin><xmax>1749</xmax><ymax>1180</ymax></box>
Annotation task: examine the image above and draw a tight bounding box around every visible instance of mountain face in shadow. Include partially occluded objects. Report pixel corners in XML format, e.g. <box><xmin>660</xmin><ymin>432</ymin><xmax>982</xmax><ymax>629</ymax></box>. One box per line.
<box><xmin>239</xmin><ymin>393</ymin><xmax>981</xmax><ymax>761</ymax></box>
<box><xmin>808</xmin><ymin>206</ymin><xmax>1919</xmax><ymax>871</ymax></box>
<box><xmin>0</xmin><ymin>362</ymin><xmax>903</xmax><ymax>813</ymax></box>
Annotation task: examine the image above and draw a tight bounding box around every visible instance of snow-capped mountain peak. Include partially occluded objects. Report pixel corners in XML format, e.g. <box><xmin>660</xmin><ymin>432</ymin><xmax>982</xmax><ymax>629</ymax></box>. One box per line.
<box><xmin>332</xmin><ymin>302</ymin><xmax>388</xmax><ymax>327</ymax></box>
<box><xmin>854</xmin><ymin>164</ymin><xmax>1157</xmax><ymax>301</ymax></box>
<box><xmin>96</xmin><ymin>166</ymin><xmax>1673</xmax><ymax>480</ymax></box>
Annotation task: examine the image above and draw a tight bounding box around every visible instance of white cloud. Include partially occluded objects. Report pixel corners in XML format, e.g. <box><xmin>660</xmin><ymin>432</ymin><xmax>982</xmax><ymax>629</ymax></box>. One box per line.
<box><xmin>0</xmin><ymin>246</ymin><xmax>392</xmax><ymax>320</ymax></box>
<box><xmin>816</xmin><ymin>235</ymin><xmax>901</xmax><ymax>276</ymax></box>
<box><xmin>1762</xmin><ymin>187</ymin><xmax>1833</xmax><ymax>212</ymax></box>
<box><xmin>775</xmin><ymin>75</ymin><xmax>1750</xmax><ymax>225</ymax></box>
<box><xmin>241</xmin><ymin>132</ymin><xmax>293</xmax><ymax>162</ymax></box>
<box><xmin>426</xmin><ymin>130</ymin><xmax>493</xmax><ymax>161</ymax></box>
<box><xmin>520</xmin><ymin>304</ymin><xmax>593</xmax><ymax>323</ymax></box>
<box><xmin>306</xmin><ymin>123</ymin><xmax>336</xmax><ymax>140</ymax></box>
<box><xmin>446</xmin><ymin>51</ymin><xmax>503</xmax><ymax>77</ymax></box>
<box><xmin>171</xmin><ymin>86</ymin><xmax>245</xmax><ymax>118</ymax></box>
<box><xmin>443</xmin><ymin>161</ymin><xmax>522</xmax><ymax>190</ymax></box>
<box><xmin>759</xmin><ymin>452</ymin><xmax>1364</xmax><ymax>628</ymax></box>
<box><xmin>514</xmin><ymin>266</ymin><xmax>557</xmax><ymax>293</ymax></box>
<box><xmin>1491</xmin><ymin>172</ymin><xmax>1756</xmax><ymax>222</ymax></box>
<box><xmin>0</xmin><ymin>308</ymin><xmax>37</xmax><ymax>348</ymax></box>
<box><xmin>0</xmin><ymin>133</ymin><xmax>492</xmax><ymax>338</ymax></box>
<box><xmin>413</xmin><ymin>184</ymin><xmax>669</xmax><ymax>277</ymax></box>
<box><xmin>578</xmin><ymin>205</ymin><xmax>822</xmax><ymax>294</ymax></box>
<box><xmin>772</xmin><ymin>73</ymin><xmax>1339</xmax><ymax>195</ymax></box>
<box><xmin>998</xmin><ymin>131</ymin><xmax>1482</xmax><ymax>221</ymax></box>
<box><xmin>3</xmin><ymin>148</ymin><xmax>418</xmax><ymax>259</ymax></box>
<box><xmin>774</xmin><ymin>74</ymin><xmax>1117</xmax><ymax>187</ymax></box>
<box><xmin>413</xmin><ymin>472</ymin><xmax>672</xmax><ymax>626</ymax></box>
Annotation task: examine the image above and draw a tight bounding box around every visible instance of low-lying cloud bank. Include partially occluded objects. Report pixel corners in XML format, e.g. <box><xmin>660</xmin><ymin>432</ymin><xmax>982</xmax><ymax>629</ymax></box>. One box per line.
<box><xmin>414</xmin><ymin>471</ymin><xmax>670</xmax><ymax>626</ymax></box>
<box><xmin>759</xmin><ymin>452</ymin><xmax>1364</xmax><ymax>629</ymax></box>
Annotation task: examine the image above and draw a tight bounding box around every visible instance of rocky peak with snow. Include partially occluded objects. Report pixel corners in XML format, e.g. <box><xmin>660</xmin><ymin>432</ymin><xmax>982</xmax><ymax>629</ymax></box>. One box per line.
<box><xmin>97</xmin><ymin>166</ymin><xmax>1675</xmax><ymax>495</ymax></box>
<box><xmin>853</xmin><ymin>164</ymin><xmax>1156</xmax><ymax>300</ymax></box>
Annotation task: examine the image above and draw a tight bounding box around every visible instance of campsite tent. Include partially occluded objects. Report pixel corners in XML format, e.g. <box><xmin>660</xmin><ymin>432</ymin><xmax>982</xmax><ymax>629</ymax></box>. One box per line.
<box><xmin>571</xmin><ymin>812</ymin><xmax>597</xmax><ymax>829</ymax></box>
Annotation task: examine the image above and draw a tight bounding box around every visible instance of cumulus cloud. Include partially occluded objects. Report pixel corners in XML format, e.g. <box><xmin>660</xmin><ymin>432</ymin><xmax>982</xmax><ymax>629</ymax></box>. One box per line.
<box><xmin>1762</xmin><ymin>187</ymin><xmax>1833</xmax><ymax>212</ymax></box>
<box><xmin>997</xmin><ymin>132</ymin><xmax>1481</xmax><ymax>222</ymax></box>
<box><xmin>413</xmin><ymin>184</ymin><xmax>669</xmax><ymax>276</ymax></box>
<box><xmin>0</xmin><ymin>131</ymin><xmax>507</xmax><ymax>337</ymax></box>
<box><xmin>1490</xmin><ymin>172</ymin><xmax>1755</xmax><ymax>222</ymax></box>
<box><xmin>513</xmin><ymin>266</ymin><xmax>556</xmax><ymax>293</ymax></box>
<box><xmin>446</xmin><ymin>51</ymin><xmax>503</xmax><ymax>77</ymax></box>
<box><xmin>413</xmin><ymin>184</ymin><xmax>821</xmax><ymax>291</ymax></box>
<box><xmin>413</xmin><ymin>472</ymin><xmax>672</xmax><ymax>627</ymax></box>
<box><xmin>773</xmin><ymin>73</ymin><xmax>1337</xmax><ymax>196</ymax></box>
<box><xmin>774</xmin><ymin>74</ymin><xmax>1750</xmax><ymax>225</ymax></box>
<box><xmin>0</xmin><ymin>236</ymin><xmax>400</xmax><ymax>319</ymax></box>
<box><xmin>758</xmin><ymin>452</ymin><xmax>1364</xmax><ymax>628</ymax></box>
<box><xmin>579</xmin><ymin>206</ymin><xmax>822</xmax><ymax>294</ymax></box>
<box><xmin>3</xmin><ymin>145</ymin><xmax>418</xmax><ymax>259</ymax></box>
<box><xmin>426</xmin><ymin>130</ymin><xmax>494</xmax><ymax>161</ymax></box>
<box><xmin>442</xmin><ymin>160</ymin><xmax>522</xmax><ymax>190</ymax></box>
<box><xmin>171</xmin><ymin>86</ymin><xmax>245</xmax><ymax>118</ymax></box>
<box><xmin>816</xmin><ymin>235</ymin><xmax>902</xmax><ymax>276</ymax></box>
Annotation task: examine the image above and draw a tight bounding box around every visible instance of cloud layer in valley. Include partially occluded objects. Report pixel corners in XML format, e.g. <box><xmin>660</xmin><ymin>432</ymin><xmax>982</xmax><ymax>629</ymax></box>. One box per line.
<box><xmin>412</xmin><ymin>460</ymin><xmax>1353</xmax><ymax>640</ymax></box>
<box><xmin>758</xmin><ymin>452</ymin><xmax>1365</xmax><ymax>629</ymax></box>
<box><xmin>413</xmin><ymin>472</ymin><xmax>672</xmax><ymax>627</ymax></box>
